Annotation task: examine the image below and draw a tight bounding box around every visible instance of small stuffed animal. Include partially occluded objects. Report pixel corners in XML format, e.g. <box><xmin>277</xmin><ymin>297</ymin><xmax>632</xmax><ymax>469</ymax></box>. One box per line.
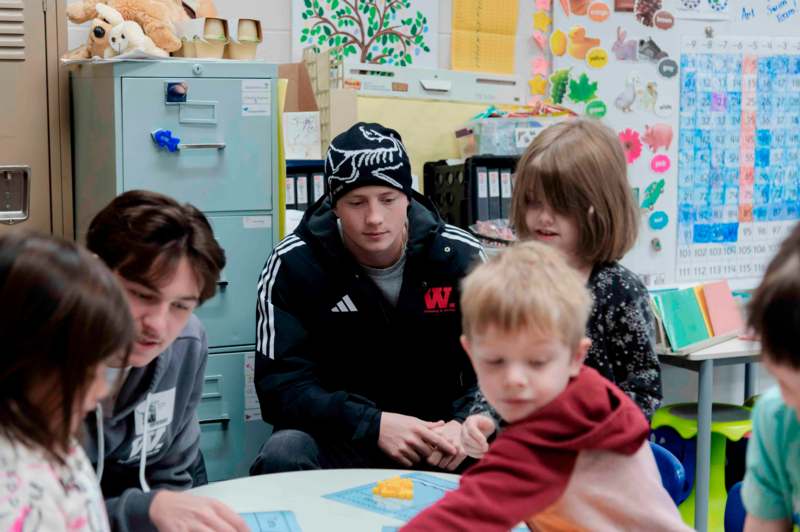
<box><xmin>62</xmin><ymin>3</ymin><xmax>117</xmax><ymax>59</ymax></box>
<box><xmin>66</xmin><ymin>0</ymin><xmax>219</xmax><ymax>53</ymax></box>
<box><xmin>106</xmin><ymin>15</ymin><xmax>169</xmax><ymax>57</ymax></box>
<box><xmin>612</xmin><ymin>26</ymin><xmax>638</xmax><ymax>61</ymax></box>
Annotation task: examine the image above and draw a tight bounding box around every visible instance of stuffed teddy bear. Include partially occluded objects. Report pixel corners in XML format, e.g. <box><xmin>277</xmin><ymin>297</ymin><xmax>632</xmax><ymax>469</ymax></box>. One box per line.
<box><xmin>62</xmin><ymin>5</ymin><xmax>115</xmax><ymax>59</ymax></box>
<box><xmin>98</xmin><ymin>3</ymin><xmax>168</xmax><ymax>58</ymax></box>
<box><xmin>67</xmin><ymin>0</ymin><xmax>183</xmax><ymax>52</ymax></box>
<box><xmin>66</xmin><ymin>0</ymin><xmax>217</xmax><ymax>56</ymax></box>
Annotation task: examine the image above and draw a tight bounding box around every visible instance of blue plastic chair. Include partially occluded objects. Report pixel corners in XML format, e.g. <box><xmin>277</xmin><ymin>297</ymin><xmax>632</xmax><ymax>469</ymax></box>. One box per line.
<box><xmin>724</xmin><ymin>481</ymin><xmax>746</xmax><ymax>532</ymax></box>
<box><xmin>650</xmin><ymin>441</ymin><xmax>691</xmax><ymax>506</ymax></box>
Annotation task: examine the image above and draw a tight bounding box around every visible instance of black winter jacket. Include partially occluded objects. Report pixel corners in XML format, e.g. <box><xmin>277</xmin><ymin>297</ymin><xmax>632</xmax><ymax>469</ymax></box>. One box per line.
<box><xmin>254</xmin><ymin>192</ymin><xmax>485</xmax><ymax>444</ymax></box>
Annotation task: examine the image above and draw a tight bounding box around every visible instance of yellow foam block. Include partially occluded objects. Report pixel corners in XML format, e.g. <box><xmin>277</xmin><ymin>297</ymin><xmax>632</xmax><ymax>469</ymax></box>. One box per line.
<box><xmin>373</xmin><ymin>476</ymin><xmax>414</xmax><ymax>500</ymax></box>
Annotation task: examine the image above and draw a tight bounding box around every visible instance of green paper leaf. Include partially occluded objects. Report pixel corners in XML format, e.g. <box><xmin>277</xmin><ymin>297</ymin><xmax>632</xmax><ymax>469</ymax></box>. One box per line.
<box><xmin>568</xmin><ymin>73</ymin><xmax>598</xmax><ymax>103</ymax></box>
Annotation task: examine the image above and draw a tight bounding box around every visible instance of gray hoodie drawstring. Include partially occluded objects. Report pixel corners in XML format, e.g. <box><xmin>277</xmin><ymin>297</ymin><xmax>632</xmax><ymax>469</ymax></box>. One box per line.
<box><xmin>139</xmin><ymin>392</ymin><xmax>151</xmax><ymax>493</ymax></box>
<box><xmin>95</xmin><ymin>405</ymin><xmax>105</xmax><ymax>483</ymax></box>
<box><xmin>96</xmin><ymin>394</ymin><xmax>151</xmax><ymax>493</ymax></box>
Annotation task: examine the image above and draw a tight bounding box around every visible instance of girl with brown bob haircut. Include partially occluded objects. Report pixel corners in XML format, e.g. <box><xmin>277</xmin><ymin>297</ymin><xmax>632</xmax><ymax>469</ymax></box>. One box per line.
<box><xmin>0</xmin><ymin>231</ymin><xmax>134</xmax><ymax>530</ymax></box>
<box><xmin>462</xmin><ymin>119</ymin><xmax>663</xmax><ymax>460</ymax></box>
<box><xmin>510</xmin><ymin>117</ymin><xmax>639</xmax><ymax>265</ymax></box>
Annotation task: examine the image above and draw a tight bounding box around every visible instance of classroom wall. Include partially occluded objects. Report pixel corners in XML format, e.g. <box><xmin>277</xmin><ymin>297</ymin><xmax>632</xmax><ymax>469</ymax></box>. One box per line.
<box><xmin>67</xmin><ymin>1</ymin><xmax>538</xmax><ymax>83</ymax></box>
<box><xmin>65</xmin><ymin>0</ymin><xmax>779</xmax><ymax>406</ymax></box>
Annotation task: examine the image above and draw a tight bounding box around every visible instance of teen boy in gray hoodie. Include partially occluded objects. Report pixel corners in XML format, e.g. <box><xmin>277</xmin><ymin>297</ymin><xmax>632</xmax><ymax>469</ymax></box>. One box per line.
<box><xmin>82</xmin><ymin>190</ymin><xmax>247</xmax><ymax>532</ymax></box>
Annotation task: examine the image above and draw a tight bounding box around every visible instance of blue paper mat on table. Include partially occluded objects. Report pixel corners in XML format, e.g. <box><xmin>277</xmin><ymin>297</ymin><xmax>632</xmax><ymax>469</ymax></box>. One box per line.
<box><xmin>324</xmin><ymin>472</ymin><xmax>457</xmax><ymax>522</ymax></box>
<box><xmin>240</xmin><ymin>511</ymin><xmax>302</xmax><ymax>532</ymax></box>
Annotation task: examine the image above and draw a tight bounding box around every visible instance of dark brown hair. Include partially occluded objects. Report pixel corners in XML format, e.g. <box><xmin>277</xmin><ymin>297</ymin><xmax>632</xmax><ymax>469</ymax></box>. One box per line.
<box><xmin>748</xmin><ymin>223</ymin><xmax>800</xmax><ymax>368</ymax></box>
<box><xmin>511</xmin><ymin>118</ymin><xmax>639</xmax><ymax>264</ymax></box>
<box><xmin>0</xmin><ymin>231</ymin><xmax>134</xmax><ymax>463</ymax></box>
<box><xmin>86</xmin><ymin>190</ymin><xmax>226</xmax><ymax>303</ymax></box>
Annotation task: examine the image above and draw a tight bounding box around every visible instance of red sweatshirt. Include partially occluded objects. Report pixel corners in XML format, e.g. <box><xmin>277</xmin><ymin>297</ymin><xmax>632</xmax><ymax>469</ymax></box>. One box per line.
<box><xmin>402</xmin><ymin>366</ymin><xmax>689</xmax><ymax>531</ymax></box>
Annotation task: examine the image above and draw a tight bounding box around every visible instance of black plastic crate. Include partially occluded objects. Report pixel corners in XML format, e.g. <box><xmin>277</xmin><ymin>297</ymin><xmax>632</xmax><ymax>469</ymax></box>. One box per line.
<box><xmin>423</xmin><ymin>155</ymin><xmax>518</xmax><ymax>230</ymax></box>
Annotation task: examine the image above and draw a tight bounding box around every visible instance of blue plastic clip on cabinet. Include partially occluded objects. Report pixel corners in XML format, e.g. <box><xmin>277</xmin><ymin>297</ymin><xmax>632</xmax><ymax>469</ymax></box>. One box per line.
<box><xmin>71</xmin><ymin>60</ymin><xmax>278</xmax><ymax>481</ymax></box>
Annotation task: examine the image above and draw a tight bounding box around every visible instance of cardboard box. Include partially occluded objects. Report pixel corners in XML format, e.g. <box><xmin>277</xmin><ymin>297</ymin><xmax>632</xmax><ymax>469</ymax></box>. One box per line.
<box><xmin>279</xmin><ymin>62</ymin><xmax>322</xmax><ymax>160</ymax></box>
<box><xmin>174</xmin><ymin>17</ymin><xmax>229</xmax><ymax>59</ymax></box>
<box><xmin>225</xmin><ymin>18</ymin><xmax>263</xmax><ymax>60</ymax></box>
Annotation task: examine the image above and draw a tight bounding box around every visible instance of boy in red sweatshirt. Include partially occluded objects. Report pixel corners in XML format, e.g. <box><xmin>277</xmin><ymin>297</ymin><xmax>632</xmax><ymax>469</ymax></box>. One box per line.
<box><xmin>403</xmin><ymin>242</ymin><xmax>690</xmax><ymax>531</ymax></box>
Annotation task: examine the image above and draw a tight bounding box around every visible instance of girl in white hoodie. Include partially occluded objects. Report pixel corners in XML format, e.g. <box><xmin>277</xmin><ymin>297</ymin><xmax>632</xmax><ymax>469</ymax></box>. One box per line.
<box><xmin>0</xmin><ymin>231</ymin><xmax>134</xmax><ymax>531</ymax></box>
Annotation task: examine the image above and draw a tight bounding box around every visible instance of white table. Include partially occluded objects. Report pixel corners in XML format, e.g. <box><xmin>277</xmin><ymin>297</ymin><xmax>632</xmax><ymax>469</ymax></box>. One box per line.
<box><xmin>659</xmin><ymin>337</ymin><xmax>761</xmax><ymax>532</ymax></box>
<box><xmin>190</xmin><ymin>468</ymin><xmax>459</xmax><ymax>531</ymax></box>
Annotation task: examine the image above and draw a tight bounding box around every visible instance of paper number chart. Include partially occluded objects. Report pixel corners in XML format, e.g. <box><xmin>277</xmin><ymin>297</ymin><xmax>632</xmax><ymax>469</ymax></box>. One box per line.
<box><xmin>324</xmin><ymin>472</ymin><xmax>457</xmax><ymax>522</ymax></box>
<box><xmin>677</xmin><ymin>36</ymin><xmax>800</xmax><ymax>282</ymax></box>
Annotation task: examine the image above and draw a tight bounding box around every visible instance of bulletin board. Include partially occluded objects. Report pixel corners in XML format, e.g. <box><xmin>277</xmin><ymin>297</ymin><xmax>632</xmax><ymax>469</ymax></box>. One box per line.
<box><xmin>356</xmin><ymin>96</ymin><xmax>491</xmax><ymax>182</ymax></box>
<box><xmin>547</xmin><ymin>0</ymin><xmax>799</xmax><ymax>288</ymax></box>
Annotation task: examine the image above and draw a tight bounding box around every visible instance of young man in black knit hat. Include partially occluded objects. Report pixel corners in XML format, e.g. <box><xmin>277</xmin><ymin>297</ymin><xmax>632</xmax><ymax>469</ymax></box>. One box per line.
<box><xmin>251</xmin><ymin>122</ymin><xmax>486</xmax><ymax>474</ymax></box>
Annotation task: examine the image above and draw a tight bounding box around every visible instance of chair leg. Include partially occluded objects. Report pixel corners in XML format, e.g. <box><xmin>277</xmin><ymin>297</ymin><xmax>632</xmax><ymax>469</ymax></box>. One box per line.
<box><xmin>679</xmin><ymin>433</ymin><xmax>729</xmax><ymax>532</ymax></box>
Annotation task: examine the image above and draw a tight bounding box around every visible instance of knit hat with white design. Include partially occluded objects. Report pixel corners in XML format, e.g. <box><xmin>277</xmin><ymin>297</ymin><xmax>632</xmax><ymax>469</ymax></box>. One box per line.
<box><xmin>325</xmin><ymin>122</ymin><xmax>413</xmax><ymax>205</ymax></box>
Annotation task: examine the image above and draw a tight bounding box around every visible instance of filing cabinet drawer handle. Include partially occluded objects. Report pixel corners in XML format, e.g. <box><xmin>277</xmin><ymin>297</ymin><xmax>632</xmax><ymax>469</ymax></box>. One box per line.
<box><xmin>199</xmin><ymin>416</ymin><xmax>230</xmax><ymax>428</ymax></box>
<box><xmin>178</xmin><ymin>142</ymin><xmax>226</xmax><ymax>150</ymax></box>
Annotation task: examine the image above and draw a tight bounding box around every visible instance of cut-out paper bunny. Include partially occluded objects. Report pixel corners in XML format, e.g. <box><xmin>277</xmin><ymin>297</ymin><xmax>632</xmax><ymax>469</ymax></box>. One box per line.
<box><xmin>612</xmin><ymin>26</ymin><xmax>638</xmax><ymax>61</ymax></box>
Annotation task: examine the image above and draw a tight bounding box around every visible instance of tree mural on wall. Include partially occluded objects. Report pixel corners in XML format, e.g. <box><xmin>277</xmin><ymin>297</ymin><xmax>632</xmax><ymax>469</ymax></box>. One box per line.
<box><xmin>299</xmin><ymin>0</ymin><xmax>431</xmax><ymax>66</ymax></box>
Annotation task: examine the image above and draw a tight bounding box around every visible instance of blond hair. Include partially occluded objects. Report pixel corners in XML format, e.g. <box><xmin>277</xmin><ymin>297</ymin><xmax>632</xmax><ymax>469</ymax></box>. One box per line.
<box><xmin>510</xmin><ymin>118</ymin><xmax>639</xmax><ymax>264</ymax></box>
<box><xmin>461</xmin><ymin>241</ymin><xmax>592</xmax><ymax>348</ymax></box>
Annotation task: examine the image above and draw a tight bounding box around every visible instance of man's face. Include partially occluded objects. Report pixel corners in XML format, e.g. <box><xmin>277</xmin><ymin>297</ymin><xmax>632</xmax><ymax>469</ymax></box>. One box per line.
<box><xmin>764</xmin><ymin>356</ymin><xmax>800</xmax><ymax>416</ymax></box>
<box><xmin>462</xmin><ymin>326</ymin><xmax>589</xmax><ymax>423</ymax></box>
<box><xmin>113</xmin><ymin>256</ymin><xmax>201</xmax><ymax>368</ymax></box>
<box><xmin>333</xmin><ymin>186</ymin><xmax>409</xmax><ymax>268</ymax></box>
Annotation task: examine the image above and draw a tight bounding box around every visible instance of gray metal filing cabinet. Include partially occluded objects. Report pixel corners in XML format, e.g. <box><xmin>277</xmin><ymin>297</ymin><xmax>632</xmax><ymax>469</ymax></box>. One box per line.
<box><xmin>71</xmin><ymin>60</ymin><xmax>276</xmax><ymax>481</ymax></box>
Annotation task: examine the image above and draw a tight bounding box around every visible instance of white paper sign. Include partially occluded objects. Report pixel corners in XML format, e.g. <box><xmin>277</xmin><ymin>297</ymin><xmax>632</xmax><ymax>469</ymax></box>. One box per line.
<box><xmin>242</xmin><ymin>79</ymin><xmax>271</xmax><ymax>116</ymax></box>
<box><xmin>283</xmin><ymin>112</ymin><xmax>322</xmax><ymax>160</ymax></box>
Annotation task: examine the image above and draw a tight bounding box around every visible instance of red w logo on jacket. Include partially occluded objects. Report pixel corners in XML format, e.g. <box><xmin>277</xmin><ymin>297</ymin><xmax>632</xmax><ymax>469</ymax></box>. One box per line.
<box><xmin>424</xmin><ymin>287</ymin><xmax>456</xmax><ymax>313</ymax></box>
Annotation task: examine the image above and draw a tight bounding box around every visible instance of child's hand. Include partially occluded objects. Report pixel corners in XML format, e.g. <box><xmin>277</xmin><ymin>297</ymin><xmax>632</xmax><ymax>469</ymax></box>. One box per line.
<box><xmin>427</xmin><ymin>420</ymin><xmax>468</xmax><ymax>471</ymax></box>
<box><xmin>461</xmin><ymin>414</ymin><xmax>496</xmax><ymax>459</ymax></box>
<box><xmin>149</xmin><ymin>490</ymin><xmax>249</xmax><ymax>532</ymax></box>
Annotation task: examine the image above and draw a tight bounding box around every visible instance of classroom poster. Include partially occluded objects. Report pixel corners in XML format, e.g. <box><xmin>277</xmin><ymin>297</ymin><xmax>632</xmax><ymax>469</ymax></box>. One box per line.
<box><xmin>290</xmin><ymin>0</ymin><xmax>439</xmax><ymax>68</ymax></box>
<box><xmin>450</xmin><ymin>0</ymin><xmax>520</xmax><ymax>74</ymax></box>
<box><xmin>676</xmin><ymin>36</ymin><xmax>800</xmax><ymax>282</ymax></box>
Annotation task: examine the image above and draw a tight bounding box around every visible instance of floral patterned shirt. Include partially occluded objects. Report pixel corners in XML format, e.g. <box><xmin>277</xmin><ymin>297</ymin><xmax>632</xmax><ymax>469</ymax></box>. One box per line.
<box><xmin>470</xmin><ymin>261</ymin><xmax>662</xmax><ymax>420</ymax></box>
<box><xmin>0</xmin><ymin>434</ymin><xmax>110</xmax><ymax>532</ymax></box>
